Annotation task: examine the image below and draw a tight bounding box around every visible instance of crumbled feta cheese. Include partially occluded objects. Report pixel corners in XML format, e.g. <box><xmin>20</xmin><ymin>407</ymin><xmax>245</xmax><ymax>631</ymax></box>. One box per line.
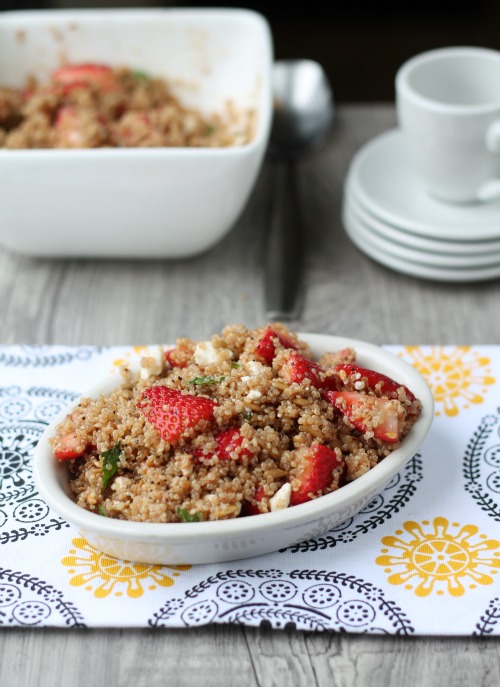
<box><xmin>194</xmin><ymin>341</ymin><xmax>218</xmax><ymax>365</ymax></box>
<box><xmin>270</xmin><ymin>483</ymin><xmax>292</xmax><ymax>512</ymax></box>
<box><xmin>241</xmin><ymin>361</ymin><xmax>265</xmax><ymax>384</ymax></box>
<box><xmin>246</xmin><ymin>389</ymin><xmax>262</xmax><ymax>402</ymax></box>
<box><xmin>248</xmin><ymin>360</ymin><xmax>265</xmax><ymax>376</ymax></box>
<box><xmin>194</xmin><ymin>341</ymin><xmax>233</xmax><ymax>366</ymax></box>
<box><xmin>140</xmin><ymin>347</ymin><xmax>165</xmax><ymax>380</ymax></box>
<box><xmin>111</xmin><ymin>476</ymin><xmax>131</xmax><ymax>491</ymax></box>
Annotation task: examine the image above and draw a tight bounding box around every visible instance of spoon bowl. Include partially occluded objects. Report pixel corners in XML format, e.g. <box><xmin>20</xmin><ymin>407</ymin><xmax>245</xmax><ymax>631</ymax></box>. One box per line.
<box><xmin>265</xmin><ymin>60</ymin><xmax>334</xmax><ymax>320</ymax></box>
<box><xmin>269</xmin><ymin>60</ymin><xmax>334</xmax><ymax>159</ymax></box>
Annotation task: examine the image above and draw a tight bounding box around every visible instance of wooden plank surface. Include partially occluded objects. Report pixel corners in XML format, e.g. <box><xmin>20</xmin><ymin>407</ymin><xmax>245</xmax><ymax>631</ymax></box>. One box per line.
<box><xmin>1</xmin><ymin>104</ymin><xmax>500</xmax><ymax>686</ymax></box>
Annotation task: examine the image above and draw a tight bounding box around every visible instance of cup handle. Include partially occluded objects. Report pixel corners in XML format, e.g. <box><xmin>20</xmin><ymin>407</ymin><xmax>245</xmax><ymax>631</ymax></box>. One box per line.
<box><xmin>476</xmin><ymin>120</ymin><xmax>500</xmax><ymax>201</ymax></box>
<box><xmin>486</xmin><ymin>119</ymin><xmax>500</xmax><ymax>153</ymax></box>
<box><xmin>476</xmin><ymin>179</ymin><xmax>500</xmax><ymax>202</ymax></box>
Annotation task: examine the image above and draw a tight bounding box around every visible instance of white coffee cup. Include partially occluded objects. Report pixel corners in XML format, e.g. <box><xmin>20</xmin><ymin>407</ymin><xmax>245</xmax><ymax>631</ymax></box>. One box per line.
<box><xmin>396</xmin><ymin>46</ymin><xmax>500</xmax><ymax>204</ymax></box>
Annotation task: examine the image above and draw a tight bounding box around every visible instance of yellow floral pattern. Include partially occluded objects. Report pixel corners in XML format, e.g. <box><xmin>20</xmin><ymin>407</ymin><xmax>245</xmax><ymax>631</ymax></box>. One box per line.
<box><xmin>61</xmin><ymin>538</ymin><xmax>191</xmax><ymax>599</ymax></box>
<box><xmin>402</xmin><ymin>346</ymin><xmax>495</xmax><ymax>416</ymax></box>
<box><xmin>376</xmin><ymin>517</ymin><xmax>500</xmax><ymax>597</ymax></box>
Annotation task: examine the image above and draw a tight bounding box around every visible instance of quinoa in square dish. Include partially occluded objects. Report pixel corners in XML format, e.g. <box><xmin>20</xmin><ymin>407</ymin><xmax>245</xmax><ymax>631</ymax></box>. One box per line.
<box><xmin>0</xmin><ymin>63</ymin><xmax>255</xmax><ymax>149</ymax></box>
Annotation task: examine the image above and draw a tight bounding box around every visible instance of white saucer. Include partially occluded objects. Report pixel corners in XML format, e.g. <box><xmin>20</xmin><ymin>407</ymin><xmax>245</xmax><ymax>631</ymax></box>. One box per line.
<box><xmin>345</xmin><ymin>129</ymin><xmax>500</xmax><ymax>242</ymax></box>
<box><xmin>343</xmin><ymin>206</ymin><xmax>500</xmax><ymax>282</ymax></box>
<box><xmin>346</xmin><ymin>197</ymin><xmax>500</xmax><ymax>267</ymax></box>
<box><xmin>347</xmin><ymin>194</ymin><xmax>500</xmax><ymax>257</ymax></box>
<box><xmin>344</xmin><ymin>203</ymin><xmax>500</xmax><ymax>269</ymax></box>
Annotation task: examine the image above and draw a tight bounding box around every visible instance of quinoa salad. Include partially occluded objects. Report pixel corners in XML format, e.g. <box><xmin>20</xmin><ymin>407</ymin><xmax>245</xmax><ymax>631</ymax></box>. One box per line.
<box><xmin>0</xmin><ymin>63</ymin><xmax>255</xmax><ymax>149</ymax></box>
<box><xmin>50</xmin><ymin>324</ymin><xmax>422</xmax><ymax>523</ymax></box>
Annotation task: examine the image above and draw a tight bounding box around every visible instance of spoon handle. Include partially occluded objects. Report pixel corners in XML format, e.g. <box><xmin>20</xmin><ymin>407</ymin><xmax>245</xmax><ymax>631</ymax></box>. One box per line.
<box><xmin>264</xmin><ymin>160</ymin><xmax>304</xmax><ymax>321</ymax></box>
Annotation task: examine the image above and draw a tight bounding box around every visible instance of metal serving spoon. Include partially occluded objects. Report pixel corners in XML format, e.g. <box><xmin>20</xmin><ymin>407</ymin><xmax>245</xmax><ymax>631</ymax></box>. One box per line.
<box><xmin>264</xmin><ymin>59</ymin><xmax>334</xmax><ymax>321</ymax></box>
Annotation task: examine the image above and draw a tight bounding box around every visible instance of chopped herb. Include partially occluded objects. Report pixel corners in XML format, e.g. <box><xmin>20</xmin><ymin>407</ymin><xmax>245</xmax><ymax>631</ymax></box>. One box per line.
<box><xmin>205</xmin><ymin>123</ymin><xmax>217</xmax><ymax>136</ymax></box>
<box><xmin>132</xmin><ymin>70</ymin><xmax>150</xmax><ymax>81</ymax></box>
<box><xmin>177</xmin><ymin>507</ymin><xmax>202</xmax><ymax>522</ymax></box>
<box><xmin>231</xmin><ymin>362</ymin><xmax>239</xmax><ymax>369</ymax></box>
<box><xmin>241</xmin><ymin>409</ymin><xmax>253</xmax><ymax>421</ymax></box>
<box><xmin>98</xmin><ymin>504</ymin><xmax>106</xmax><ymax>517</ymax></box>
<box><xmin>101</xmin><ymin>441</ymin><xmax>123</xmax><ymax>490</ymax></box>
<box><xmin>188</xmin><ymin>375</ymin><xmax>225</xmax><ymax>385</ymax></box>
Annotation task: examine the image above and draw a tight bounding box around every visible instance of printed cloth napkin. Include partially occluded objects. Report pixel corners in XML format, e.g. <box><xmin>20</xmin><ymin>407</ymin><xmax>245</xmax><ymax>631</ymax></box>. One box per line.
<box><xmin>1</xmin><ymin>344</ymin><xmax>500</xmax><ymax>635</ymax></box>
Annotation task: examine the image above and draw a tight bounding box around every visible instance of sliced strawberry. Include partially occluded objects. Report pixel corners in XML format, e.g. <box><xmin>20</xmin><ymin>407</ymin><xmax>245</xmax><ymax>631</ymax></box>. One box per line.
<box><xmin>52</xmin><ymin>63</ymin><xmax>117</xmax><ymax>91</ymax></box>
<box><xmin>165</xmin><ymin>348</ymin><xmax>188</xmax><ymax>369</ymax></box>
<box><xmin>281</xmin><ymin>352</ymin><xmax>323</xmax><ymax>388</ymax></box>
<box><xmin>241</xmin><ymin>485</ymin><xmax>266</xmax><ymax>516</ymax></box>
<box><xmin>254</xmin><ymin>327</ymin><xmax>298</xmax><ymax>364</ymax></box>
<box><xmin>53</xmin><ymin>432</ymin><xmax>86</xmax><ymax>460</ymax></box>
<box><xmin>193</xmin><ymin>427</ymin><xmax>252</xmax><ymax>461</ymax></box>
<box><xmin>290</xmin><ymin>442</ymin><xmax>345</xmax><ymax>506</ymax></box>
<box><xmin>335</xmin><ymin>364</ymin><xmax>416</xmax><ymax>403</ymax></box>
<box><xmin>164</xmin><ymin>340</ymin><xmax>194</xmax><ymax>368</ymax></box>
<box><xmin>325</xmin><ymin>390</ymin><xmax>403</xmax><ymax>443</ymax></box>
<box><xmin>138</xmin><ymin>386</ymin><xmax>216</xmax><ymax>443</ymax></box>
<box><xmin>54</xmin><ymin>105</ymin><xmax>108</xmax><ymax>148</ymax></box>
<box><xmin>54</xmin><ymin>106</ymin><xmax>84</xmax><ymax>147</ymax></box>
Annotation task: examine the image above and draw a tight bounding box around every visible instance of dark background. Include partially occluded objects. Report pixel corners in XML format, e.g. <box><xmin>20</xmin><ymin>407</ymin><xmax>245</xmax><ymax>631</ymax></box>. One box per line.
<box><xmin>3</xmin><ymin>0</ymin><xmax>500</xmax><ymax>102</ymax></box>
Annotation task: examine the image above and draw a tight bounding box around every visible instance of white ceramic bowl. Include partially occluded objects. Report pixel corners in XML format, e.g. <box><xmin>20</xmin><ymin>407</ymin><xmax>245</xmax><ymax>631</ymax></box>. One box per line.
<box><xmin>33</xmin><ymin>333</ymin><xmax>434</xmax><ymax>565</ymax></box>
<box><xmin>0</xmin><ymin>8</ymin><xmax>273</xmax><ymax>258</ymax></box>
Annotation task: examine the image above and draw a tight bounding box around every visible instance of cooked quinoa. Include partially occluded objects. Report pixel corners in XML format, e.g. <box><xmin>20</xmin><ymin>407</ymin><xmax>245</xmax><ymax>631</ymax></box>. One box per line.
<box><xmin>50</xmin><ymin>324</ymin><xmax>422</xmax><ymax>523</ymax></box>
<box><xmin>0</xmin><ymin>63</ymin><xmax>255</xmax><ymax>149</ymax></box>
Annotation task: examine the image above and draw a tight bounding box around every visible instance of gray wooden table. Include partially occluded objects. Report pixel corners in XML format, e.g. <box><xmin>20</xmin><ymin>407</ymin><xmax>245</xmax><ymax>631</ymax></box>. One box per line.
<box><xmin>1</xmin><ymin>104</ymin><xmax>500</xmax><ymax>686</ymax></box>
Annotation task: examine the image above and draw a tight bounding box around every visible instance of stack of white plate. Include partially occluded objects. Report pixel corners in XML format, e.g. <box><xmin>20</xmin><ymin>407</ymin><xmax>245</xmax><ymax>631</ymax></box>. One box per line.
<box><xmin>342</xmin><ymin>129</ymin><xmax>500</xmax><ymax>282</ymax></box>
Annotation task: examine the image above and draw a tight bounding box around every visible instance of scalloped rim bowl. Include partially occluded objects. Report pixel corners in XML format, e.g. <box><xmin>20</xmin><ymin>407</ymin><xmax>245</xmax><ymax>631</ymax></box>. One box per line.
<box><xmin>33</xmin><ymin>334</ymin><xmax>434</xmax><ymax>564</ymax></box>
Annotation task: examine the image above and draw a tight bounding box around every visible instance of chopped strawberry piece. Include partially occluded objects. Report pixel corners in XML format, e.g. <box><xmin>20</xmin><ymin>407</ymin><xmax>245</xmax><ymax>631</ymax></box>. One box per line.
<box><xmin>54</xmin><ymin>105</ymin><xmax>108</xmax><ymax>148</ymax></box>
<box><xmin>52</xmin><ymin>63</ymin><xmax>117</xmax><ymax>91</ymax></box>
<box><xmin>164</xmin><ymin>340</ymin><xmax>195</xmax><ymax>368</ymax></box>
<box><xmin>290</xmin><ymin>442</ymin><xmax>344</xmax><ymax>506</ymax></box>
<box><xmin>113</xmin><ymin>111</ymin><xmax>158</xmax><ymax>147</ymax></box>
<box><xmin>193</xmin><ymin>427</ymin><xmax>252</xmax><ymax>461</ymax></box>
<box><xmin>281</xmin><ymin>353</ymin><xmax>340</xmax><ymax>391</ymax></box>
<box><xmin>20</xmin><ymin>88</ymin><xmax>33</xmax><ymax>102</ymax></box>
<box><xmin>280</xmin><ymin>352</ymin><xmax>327</xmax><ymax>389</ymax></box>
<box><xmin>325</xmin><ymin>390</ymin><xmax>403</xmax><ymax>443</ymax></box>
<box><xmin>241</xmin><ymin>485</ymin><xmax>266</xmax><ymax>516</ymax></box>
<box><xmin>138</xmin><ymin>386</ymin><xmax>216</xmax><ymax>443</ymax></box>
<box><xmin>254</xmin><ymin>327</ymin><xmax>298</xmax><ymax>364</ymax></box>
<box><xmin>335</xmin><ymin>364</ymin><xmax>416</xmax><ymax>403</ymax></box>
<box><xmin>53</xmin><ymin>432</ymin><xmax>86</xmax><ymax>460</ymax></box>
<box><xmin>54</xmin><ymin>106</ymin><xmax>83</xmax><ymax>147</ymax></box>
<box><xmin>165</xmin><ymin>348</ymin><xmax>188</xmax><ymax>369</ymax></box>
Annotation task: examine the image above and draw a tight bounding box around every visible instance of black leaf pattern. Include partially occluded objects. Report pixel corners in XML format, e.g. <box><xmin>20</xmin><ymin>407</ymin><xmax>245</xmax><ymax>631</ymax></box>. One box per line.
<box><xmin>0</xmin><ymin>519</ymin><xmax>70</xmax><ymax>546</ymax></box>
<box><xmin>0</xmin><ymin>568</ymin><xmax>86</xmax><ymax>627</ymax></box>
<box><xmin>473</xmin><ymin>598</ymin><xmax>500</xmax><ymax>636</ymax></box>
<box><xmin>463</xmin><ymin>412</ymin><xmax>500</xmax><ymax>521</ymax></box>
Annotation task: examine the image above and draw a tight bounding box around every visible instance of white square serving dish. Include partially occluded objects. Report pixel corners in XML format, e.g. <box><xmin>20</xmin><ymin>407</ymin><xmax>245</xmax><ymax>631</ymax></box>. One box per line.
<box><xmin>0</xmin><ymin>8</ymin><xmax>273</xmax><ymax>258</ymax></box>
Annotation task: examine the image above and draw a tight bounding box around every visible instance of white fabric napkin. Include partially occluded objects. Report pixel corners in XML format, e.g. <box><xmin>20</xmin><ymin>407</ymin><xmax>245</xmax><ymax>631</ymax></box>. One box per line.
<box><xmin>1</xmin><ymin>343</ymin><xmax>500</xmax><ymax>635</ymax></box>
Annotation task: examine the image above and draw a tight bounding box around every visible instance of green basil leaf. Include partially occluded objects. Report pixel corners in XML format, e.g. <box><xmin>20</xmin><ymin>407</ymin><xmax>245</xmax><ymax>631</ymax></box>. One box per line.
<box><xmin>177</xmin><ymin>507</ymin><xmax>202</xmax><ymax>522</ymax></box>
<box><xmin>188</xmin><ymin>375</ymin><xmax>225</xmax><ymax>385</ymax></box>
<box><xmin>132</xmin><ymin>70</ymin><xmax>150</xmax><ymax>81</ymax></box>
<box><xmin>101</xmin><ymin>442</ymin><xmax>123</xmax><ymax>490</ymax></box>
